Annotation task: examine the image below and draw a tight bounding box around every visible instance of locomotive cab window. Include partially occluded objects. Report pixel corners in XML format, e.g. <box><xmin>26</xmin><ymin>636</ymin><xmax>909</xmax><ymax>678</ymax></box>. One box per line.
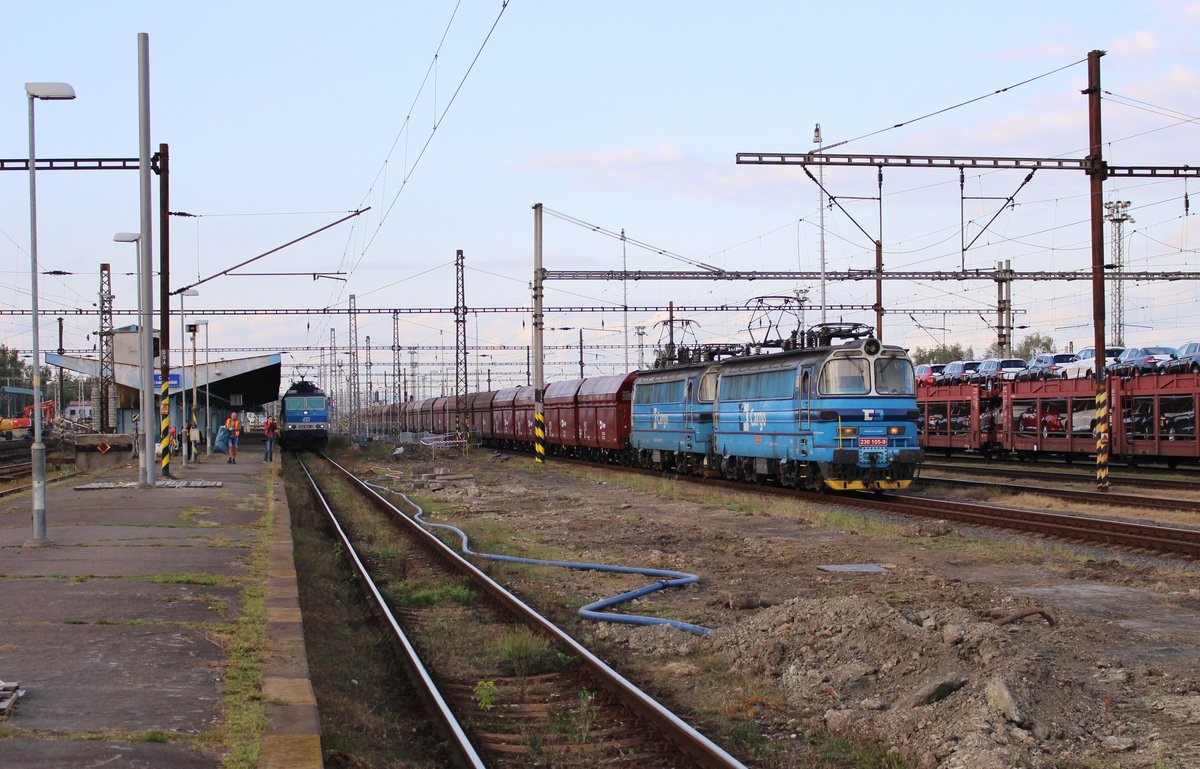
<box><xmin>818</xmin><ymin>358</ymin><xmax>869</xmax><ymax>395</ymax></box>
<box><xmin>874</xmin><ymin>357</ymin><xmax>915</xmax><ymax>395</ymax></box>
<box><xmin>697</xmin><ymin>371</ymin><xmax>717</xmax><ymax>402</ymax></box>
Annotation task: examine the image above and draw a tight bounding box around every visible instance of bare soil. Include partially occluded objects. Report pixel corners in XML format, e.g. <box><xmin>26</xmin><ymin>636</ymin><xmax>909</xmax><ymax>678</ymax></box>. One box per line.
<box><xmin>347</xmin><ymin>445</ymin><xmax>1200</xmax><ymax>769</ymax></box>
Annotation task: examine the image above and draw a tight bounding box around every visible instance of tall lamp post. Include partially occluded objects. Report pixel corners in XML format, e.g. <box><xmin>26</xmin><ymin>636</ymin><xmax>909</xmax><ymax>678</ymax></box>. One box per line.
<box><xmin>26</xmin><ymin>81</ymin><xmax>76</xmax><ymax>544</ymax></box>
<box><xmin>115</xmin><ymin>231</ymin><xmax>151</xmax><ymax>486</ymax></box>
<box><xmin>178</xmin><ymin>289</ymin><xmax>198</xmax><ymax>468</ymax></box>
<box><xmin>193</xmin><ymin>320</ymin><xmax>210</xmax><ymax>454</ymax></box>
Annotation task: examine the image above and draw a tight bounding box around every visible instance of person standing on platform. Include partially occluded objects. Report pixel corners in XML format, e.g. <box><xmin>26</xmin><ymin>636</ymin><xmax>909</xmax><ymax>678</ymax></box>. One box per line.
<box><xmin>263</xmin><ymin>416</ymin><xmax>278</xmax><ymax>463</ymax></box>
<box><xmin>225</xmin><ymin>411</ymin><xmax>242</xmax><ymax>463</ymax></box>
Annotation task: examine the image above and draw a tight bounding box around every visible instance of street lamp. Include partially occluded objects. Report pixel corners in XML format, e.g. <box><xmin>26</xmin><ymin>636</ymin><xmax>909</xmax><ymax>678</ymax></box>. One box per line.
<box><xmin>178</xmin><ymin>289</ymin><xmax>198</xmax><ymax>468</ymax></box>
<box><xmin>114</xmin><ymin>231</ymin><xmax>152</xmax><ymax>487</ymax></box>
<box><xmin>26</xmin><ymin>81</ymin><xmax>76</xmax><ymax>544</ymax></box>
<box><xmin>192</xmin><ymin>320</ymin><xmax>211</xmax><ymax>454</ymax></box>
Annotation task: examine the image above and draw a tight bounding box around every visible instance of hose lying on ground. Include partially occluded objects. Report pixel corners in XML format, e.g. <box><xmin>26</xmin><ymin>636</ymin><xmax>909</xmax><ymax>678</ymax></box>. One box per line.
<box><xmin>365</xmin><ymin>480</ymin><xmax>710</xmax><ymax>635</ymax></box>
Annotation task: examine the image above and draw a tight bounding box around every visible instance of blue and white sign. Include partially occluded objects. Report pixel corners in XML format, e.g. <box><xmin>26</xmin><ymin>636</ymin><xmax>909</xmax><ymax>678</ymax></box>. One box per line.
<box><xmin>152</xmin><ymin>373</ymin><xmax>183</xmax><ymax>388</ymax></box>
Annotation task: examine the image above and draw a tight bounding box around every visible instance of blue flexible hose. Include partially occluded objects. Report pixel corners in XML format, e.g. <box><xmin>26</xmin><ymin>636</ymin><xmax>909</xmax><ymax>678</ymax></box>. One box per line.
<box><xmin>365</xmin><ymin>480</ymin><xmax>711</xmax><ymax>635</ymax></box>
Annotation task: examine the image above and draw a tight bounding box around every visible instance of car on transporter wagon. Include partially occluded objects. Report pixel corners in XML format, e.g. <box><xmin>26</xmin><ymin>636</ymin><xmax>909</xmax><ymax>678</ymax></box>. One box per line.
<box><xmin>1161</xmin><ymin>340</ymin><xmax>1200</xmax><ymax>374</ymax></box>
<box><xmin>1018</xmin><ymin>352</ymin><xmax>1077</xmax><ymax>381</ymax></box>
<box><xmin>1057</xmin><ymin>346</ymin><xmax>1125</xmax><ymax>379</ymax></box>
<box><xmin>967</xmin><ymin>357</ymin><xmax>1028</xmax><ymax>383</ymax></box>
<box><xmin>934</xmin><ymin>360</ymin><xmax>981</xmax><ymax>385</ymax></box>
<box><xmin>914</xmin><ymin>363</ymin><xmax>945</xmax><ymax>386</ymax></box>
<box><xmin>1108</xmin><ymin>346</ymin><xmax>1177</xmax><ymax>377</ymax></box>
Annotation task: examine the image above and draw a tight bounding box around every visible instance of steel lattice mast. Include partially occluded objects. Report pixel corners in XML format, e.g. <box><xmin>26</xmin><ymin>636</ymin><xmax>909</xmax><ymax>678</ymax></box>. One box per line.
<box><xmin>97</xmin><ymin>263</ymin><xmax>114</xmax><ymax>433</ymax></box>
<box><xmin>348</xmin><ymin>294</ymin><xmax>360</xmax><ymax>442</ymax></box>
<box><xmin>454</xmin><ymin>249</ymin><xmax>468</xmax><ymax>442</ymax></box>
<box><xmin>1104</xmin><ymin>200</ymin><xmax>1134</xmax><ymax>346</ymax></box>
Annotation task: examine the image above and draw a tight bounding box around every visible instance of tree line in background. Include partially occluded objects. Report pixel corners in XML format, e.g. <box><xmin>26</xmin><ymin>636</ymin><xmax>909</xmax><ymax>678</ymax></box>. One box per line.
<box><xmin>910</xmin><ymin>333</ymin><xmax>1056</xmax><ymax>365</ymax></box>
<box><xmin>0</xmin><ymin>344</ymin><xmax>90</xmax><ymax>417</ymax></box>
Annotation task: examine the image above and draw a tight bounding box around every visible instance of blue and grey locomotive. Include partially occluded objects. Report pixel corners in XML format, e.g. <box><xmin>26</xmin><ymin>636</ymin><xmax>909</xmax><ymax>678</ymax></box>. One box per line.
<box><xmin>630</xmin><ymin>361</ymin><xmax>720</xmax><ymax>474</ymax></box>
<box><xmin>278</xmin><ymin>379</ymin><xmax>330</xmax><ymax>451</ymax></box>
<box><xmin>711</xmin><ymin>334</ymin><xmax>922</xmax><ymax>490</ymax></box>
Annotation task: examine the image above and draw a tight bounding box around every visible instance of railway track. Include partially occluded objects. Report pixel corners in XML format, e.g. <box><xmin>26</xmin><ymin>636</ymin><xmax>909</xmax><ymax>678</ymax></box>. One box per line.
<box><xmin>920</xmin><ymin>458</ymin><xmax>1199</xmax><ymax>492</ymax></box>
<box><xmin>297</xmin><ymin>452</ymin><xmax>748</xmax><ymax>768</ymax></box>
<box><xmin>556</xmin><ymin>457</ymin><xmax>1200</xmax><ymax>559</ymax></box>
<box><xmin>916</xmin><ymin>474</ymin><xmax>1200</xmax><ymax>513</ymax></box>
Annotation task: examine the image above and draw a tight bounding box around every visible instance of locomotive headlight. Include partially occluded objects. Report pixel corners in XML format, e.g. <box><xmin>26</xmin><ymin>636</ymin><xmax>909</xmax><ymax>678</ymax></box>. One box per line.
<box><xmin>838</xmin><ymin>426</ymin><xmax>858</xmax><ymax>437</ymax></box>
<box><xmin>887</xmin><ymin>425</ymin><xmax>904</xmax><ymax>435</ymax></box>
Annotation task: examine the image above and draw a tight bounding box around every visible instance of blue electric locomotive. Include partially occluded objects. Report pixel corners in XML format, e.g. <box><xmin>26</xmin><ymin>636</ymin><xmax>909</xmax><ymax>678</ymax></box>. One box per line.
<box><xmin>712</xmin><ymin>336</ymin><xmax>922</xmax><ymax>491</ymax></box>
<box><xmin>630</xmin><ymin>362</ymin><xmax>720</xmax><ymax>474</ymax></box>
<box><xmin>278</xmin><ymin>379</ymin><xmax>330</xmax><ymax>451</ymax></box>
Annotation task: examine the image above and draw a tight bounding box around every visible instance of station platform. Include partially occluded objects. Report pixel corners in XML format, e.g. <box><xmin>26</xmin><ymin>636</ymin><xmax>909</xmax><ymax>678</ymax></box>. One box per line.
<box><xmin>0</xmin><ymin>449</ymin><xmax>320</xmax><ymax>769</ymax></box>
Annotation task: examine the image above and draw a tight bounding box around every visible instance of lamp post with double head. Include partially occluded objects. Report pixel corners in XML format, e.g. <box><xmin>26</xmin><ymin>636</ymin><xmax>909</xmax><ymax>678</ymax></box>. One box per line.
<box><xmin>26</xmin><ymin>81</ymin><xmax>76</xmax><ymax>543</ymax></box>
<box><xmin>177</xmin><ymin>289</ymin><xmax>198</xmax><ymax>468</ymax></box>
<box><xmin>114</xmin><ymin>231</ymin><xmax>152</xmax><ymax>486</ymax></box>
<box><xmin>193</xmin><ymin>320</ymin><xmax>210</xmax><ymax>454</ymax></box>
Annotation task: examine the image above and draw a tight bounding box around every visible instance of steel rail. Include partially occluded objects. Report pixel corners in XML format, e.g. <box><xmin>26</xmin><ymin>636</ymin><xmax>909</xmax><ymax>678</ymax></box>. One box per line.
<box><xmin>916</xmin><ymin>474</ymin><xmax>1200</xmax><ymax>512</ymax></box>
<box><xmin>317</xmin><ymin>452</ymin><xmax>749</xmax><ymax>769</ymax></box>
<box><xmin>853</xmin><ymin>492</ymin><xmax>1200</xmax><ymax>557</ymax></box>
<box><xmin>558</xmin><ymin>458</ymin><xmax>1200</xmax><ymax>558</ymax></box>
<box><xmin>919</xmin><ymin>460</ymin><xmax>1200</xmax><ymax>493</ymax></box>
<box><xmin>297</xmin><ymin>456</ymin><xmax>486</xmax><ymax>769</ymax></box>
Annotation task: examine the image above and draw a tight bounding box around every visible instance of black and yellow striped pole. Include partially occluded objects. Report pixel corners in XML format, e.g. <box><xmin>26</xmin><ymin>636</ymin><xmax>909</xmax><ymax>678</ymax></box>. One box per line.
<box><xmin>532</xmin><ymin>203</ymin><xmax>545</xmax><ymax>464</ymax></box>
<box><xmin>1094</xmin><ymin>380</ymin><xmax>1109</xmax><ymax>492</ymax></box>
<box><xmin>534</xmin><ymin>411</ymin><xmax>545</xmax><ymax>463</ymax></box>
<box><xmin>160</xmin><ymin>378</ymin><xmax>172</xmax><ymax>479</ymax></box>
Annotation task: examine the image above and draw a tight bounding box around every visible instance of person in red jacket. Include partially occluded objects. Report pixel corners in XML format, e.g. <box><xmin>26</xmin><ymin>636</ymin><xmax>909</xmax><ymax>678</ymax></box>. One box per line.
<box><xmin>263</xmin><ymin>416</ymin><xmax>279</xmax><ymax>463</ymax></box>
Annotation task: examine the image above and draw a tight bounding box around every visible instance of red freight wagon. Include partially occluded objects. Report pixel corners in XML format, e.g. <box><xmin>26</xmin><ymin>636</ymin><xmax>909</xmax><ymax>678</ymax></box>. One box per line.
<box><xmin>491</xmin><ymin>387</ymin><xmax>522</xmax><ymax>444</ymax></box>
<box><xmin>430</xmin><ymin>396</ymin><xmax>454</xmax><ymax>434</ymax></box>
<box><xmin>468</xmin><ymin>390</ymin><xmax>498</xmax><ymax>441</ymax></box>
<box><xmin>544</xmin><ymin>379</ymin><xmax>584</xmax><ymax>449</ymax></box>
<box><xmin>917</xmin><ymin>383</ymin><xmax>999</xmax><ymax>455</ymax></box>
<box><xmin>513</xmin><ymin>386</ymin><xmax>536</xmax><ymax>443</ymax></box>
<box><xmin>1001</xmin><ymin>378</ymin><xmax>1098</xmax><ymax>457</ymax></box>
<box><xmin>1111</xmin><ymin>372</ymin><xmax>1199</xmax><ymax>465</ymax></box>
<box><xmin>414</xmin><ymin>398</ymin><xmax>435</xmax><ymax>434</ymax></box>
<box><xmin>399</xmin><ymin>400</ymin><xmax>417</xmax><ymax>433</ymax></box>
<box><xmin>578</xmin><ymin>372</ymin><xmax>636</xmax><ymax>455</ymax></box>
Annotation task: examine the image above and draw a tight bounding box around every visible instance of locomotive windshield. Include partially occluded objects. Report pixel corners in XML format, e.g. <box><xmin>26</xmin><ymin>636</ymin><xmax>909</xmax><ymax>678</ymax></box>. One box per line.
<box><xmin>817</xmin><ymin>355</ymin><xmax>915</xmax><ymax>396</ymax></box>
<box><xmin>818</xmin><ymin>358</ymin><xmax>869</xmax><ymax>395</ymax></box>
<box><xmin>875</xmin><ymin>357</ymin><xmax>915</xmax><ymax>395</ymax></box>
<box><xmin>286</xmin><ymin>396</ymin><xmax>326</xmax><ymax>411</ymax></box>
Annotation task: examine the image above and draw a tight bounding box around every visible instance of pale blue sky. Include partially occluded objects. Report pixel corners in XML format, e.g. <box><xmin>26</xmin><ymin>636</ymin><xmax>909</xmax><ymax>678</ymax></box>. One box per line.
<box><xmin>2</xmin><ymin>1</ymin><xmax>1198</xmax><ymax>393</ymax></box>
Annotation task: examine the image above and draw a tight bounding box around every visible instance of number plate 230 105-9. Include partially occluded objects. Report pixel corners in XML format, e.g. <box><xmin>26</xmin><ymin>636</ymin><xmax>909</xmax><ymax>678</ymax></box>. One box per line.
<box><xmin>858</xmin><ymin>437</ymin><xmax>887</xmax><ymax>447</ymax></box>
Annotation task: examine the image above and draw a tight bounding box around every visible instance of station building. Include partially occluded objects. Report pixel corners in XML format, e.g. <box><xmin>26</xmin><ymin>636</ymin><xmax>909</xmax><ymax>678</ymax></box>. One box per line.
<box><xmin>47</xmin><ymin>325</ymin><xmax>281</xmax><ymax>448</ymax></box>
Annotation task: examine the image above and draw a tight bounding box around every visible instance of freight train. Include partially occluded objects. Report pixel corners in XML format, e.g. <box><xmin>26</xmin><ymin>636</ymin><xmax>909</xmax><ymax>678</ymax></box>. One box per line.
<box><xmin>279</xmin><ymin>379</ymin><xmax>330</xmax><ymax>451</ymax></box>
<box><xmin>362</xmin><ymin>325</ymin><xmax>925</xmax><ymax>491</ymax></box>
<box><xmin>917</xmin><ymin>373</ymin><xmax>1200</xmax><ymax>467</ymax></box>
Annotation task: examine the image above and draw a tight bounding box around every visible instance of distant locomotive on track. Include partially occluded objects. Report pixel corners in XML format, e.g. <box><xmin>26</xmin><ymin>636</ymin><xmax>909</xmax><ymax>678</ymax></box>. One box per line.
<box><xmin>279</xmin><ymin>379</ymin><xmax>329</xmax><ymax>451</ymax></box>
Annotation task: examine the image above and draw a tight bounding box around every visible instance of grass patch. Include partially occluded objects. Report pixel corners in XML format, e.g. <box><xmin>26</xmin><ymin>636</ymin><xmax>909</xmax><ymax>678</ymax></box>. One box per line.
<box><xmin>809</xmin><ymin>727</ymin><xmax>914</xmax><ymax>768</ymax></box>
<box><xmin>384</xmin><ymin>582</ymin><xmax>476</xmax><ymax>607</ymax></box>
<box><xmin>145</xmin><ymin>573</ymin><xmax>228</xmax><ymax>587</ymax></box>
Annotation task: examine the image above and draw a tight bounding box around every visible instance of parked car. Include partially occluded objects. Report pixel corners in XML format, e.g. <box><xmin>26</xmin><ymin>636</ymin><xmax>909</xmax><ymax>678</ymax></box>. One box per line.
<box><xmin>1161</xmin><ymin>340</ymin><xmax>1200</xmax><ymax>374</ymax></box>
<box><xmin>914</xmin><ymin>363</ymin><xmax>945</xmax><ymax>386</ymax></box>
<box><xmin>1019</xmin><ymin>352</ymin><xmax>1077</xmax><ymax>381</ymax></box>
<box><xmin>1057</xmin><ymin>346</ymin><xmax>1125</xmax><ymax>379</ymax></box>
<box><xmin>969</xmin><ymin>357</ymin><xmax>1028</xmax><ymax>382</ymax></box>
<box><xmin>935</xmin><ymin>360</ymin><xmax>981</xmax><ymax>385</ymax></box>
<box><xmin>1108</xmin><ymin>346</ymin><xmax>1176</xmax><ymax>377</ymax></box>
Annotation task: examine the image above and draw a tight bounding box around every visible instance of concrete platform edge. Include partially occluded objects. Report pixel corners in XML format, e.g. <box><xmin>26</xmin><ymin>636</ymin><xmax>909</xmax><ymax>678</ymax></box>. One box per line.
<box><xmin>258</xmin><ymin>469</ymin><xmax>323</xmax><ymax>769</ymax></box>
